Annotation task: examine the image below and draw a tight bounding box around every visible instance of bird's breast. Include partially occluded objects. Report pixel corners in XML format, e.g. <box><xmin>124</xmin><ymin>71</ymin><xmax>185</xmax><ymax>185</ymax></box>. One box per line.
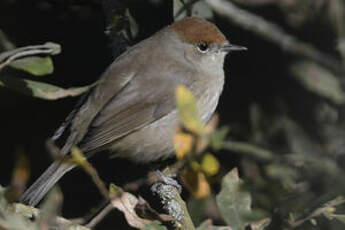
<box><xmin>195</xmin><ymin>72</ymin><xmax>225</xmax><ymax>124</ymax></box>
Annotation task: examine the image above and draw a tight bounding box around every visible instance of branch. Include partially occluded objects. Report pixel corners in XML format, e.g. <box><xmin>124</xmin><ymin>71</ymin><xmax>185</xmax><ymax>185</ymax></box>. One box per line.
<box><xmin>222</xmin><ymin>140</ymin><xmax>274</xmax><ymax>161</ymax></box>
<box><xmin>151</xmin><ymin>171</ymin><xmax>195</xmax><ymax>230</ymax></box>
<box><xmin>206</xmin><ymin>0</ymin><xmax>345</xmax><ymax>74</ymax></box>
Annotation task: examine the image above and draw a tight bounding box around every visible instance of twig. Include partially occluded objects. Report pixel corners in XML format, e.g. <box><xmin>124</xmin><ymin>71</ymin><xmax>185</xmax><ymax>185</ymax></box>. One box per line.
<box><xmin>0</xmin><ymin>42</ymin><xmax>61</xmax><ymax>71</ymax></box>
<box><xmin>70</xmin><ymin>147</ymin><xmax>110</xmax><ymax>200</ymax></box>
<box><xmin>206</xmin><ymin>0</ymin><xmax>345</xmax><ymax>74</ymax></box>
<box><xmin>222</xmin><ymin>140</ymin><xmax>274</xmax><ymax>161</ymax></box>
<box><xmin>288</xmin><ymin>197</ymin><xmax>345</xmax><ymax>228</ymax></box>
<box><xmin>152</xmin><ymin>177</ymin><xmax>195</xmax><ymax>230</ymax></box>
<box><xmin>85</xmin><ymin>203</ymin><xmax>114</xmax><ymax>228</ymax></box>
<box><xmin>174</xmin><ymin>0</ymin><xmax>201</xmax><ymax>19</ymax></box>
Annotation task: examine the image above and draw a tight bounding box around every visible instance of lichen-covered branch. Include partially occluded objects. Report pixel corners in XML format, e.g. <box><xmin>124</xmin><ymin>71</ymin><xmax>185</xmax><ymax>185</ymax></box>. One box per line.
<box><xmin>151</xmin><ymin>176</ymin><xmax>195</xmax><ymax>230</ymax></box>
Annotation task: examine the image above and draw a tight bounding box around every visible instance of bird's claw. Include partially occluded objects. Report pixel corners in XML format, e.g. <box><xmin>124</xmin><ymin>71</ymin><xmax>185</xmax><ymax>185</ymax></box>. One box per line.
<box><xmin>151</xmin><ymin>170</ymin><xmax>182</xmax><ymax>194</ymax></box>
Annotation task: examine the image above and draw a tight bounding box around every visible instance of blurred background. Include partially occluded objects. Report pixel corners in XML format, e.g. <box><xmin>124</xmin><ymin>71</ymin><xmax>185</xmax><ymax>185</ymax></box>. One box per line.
<box><xmin>1</xmin><ymin>0</ymin><xmax>345</xmax><ymax>229</ymax></box>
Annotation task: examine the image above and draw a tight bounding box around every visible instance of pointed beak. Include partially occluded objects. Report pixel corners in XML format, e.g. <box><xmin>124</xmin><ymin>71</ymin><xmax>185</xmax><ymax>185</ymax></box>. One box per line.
<box><xmin>221</xmin><ymin>43</ymin><xmax>247</xmax><ymax>52</ymax></box>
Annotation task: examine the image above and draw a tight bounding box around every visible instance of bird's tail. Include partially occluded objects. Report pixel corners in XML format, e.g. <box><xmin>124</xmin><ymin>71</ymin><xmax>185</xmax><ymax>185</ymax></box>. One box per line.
<box><xmin>20</xmin><ymin>161</ymin><xmax>75</xmax><ymax>206</ymax></box>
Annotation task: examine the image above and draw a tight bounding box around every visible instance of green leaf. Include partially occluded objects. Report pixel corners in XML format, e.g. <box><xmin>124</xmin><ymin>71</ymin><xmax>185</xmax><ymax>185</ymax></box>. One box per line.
<box><xmin>0</xmin><ymin>74</ymin><xmax>95</xmax><ymax>100</ymax></box>
<box><xmin>216</xmin><ymin>168</ymin><xmax>268</xmax><ymax>230</ymax></box>
<box><xmin>201</xmin><ymin>153</ymin><xmax>220</xmax><ymax>176</ymax></box>
<box><xmin>197</xmin><ymin>219</ymin><xmax>231</xmax><ymax>230</ymax></box>
<box><xmin>216</xmin><ymin>168</ymin><xmax>252</xmax><ymax>230</ymax></box>
<box><xmin>141</xmin><ymin>221</ymin><xmax>168</xmax><ymax>230</ymax></box>
<box><xmin>9</xmin><ymin>56</ymin><xmax>54</xmax><ymax>76</ymax></box>
<box><xmin>209</xmin><ymin>126</ymin><xmax>229</xmax><ymax>150</ymax></box>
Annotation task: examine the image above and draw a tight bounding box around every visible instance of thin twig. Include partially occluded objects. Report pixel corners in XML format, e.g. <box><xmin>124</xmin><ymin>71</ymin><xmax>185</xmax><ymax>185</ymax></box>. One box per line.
<box><xmin>222</xmin><ymin>140</ymin><xmax>274</xmax><ymax>161</ymax></box>
<box><xmin>85</xmin><ymin>203</ymin><xmax>114</xmax><ymax>228</ymax></box>
<box><xmin>288</xmin><ymin>197</ymin><xmax>345</xmax><ymax>228</ymax></box>
<box><xmin>0</xmin><ymin>42</ymin><xmax>61</xmax><ymax>71</ymax></box>
<box><xmin>206</xmin><ymin>0</ymin><xmax>345</xmax><ymax>74</ymax></box>
<box><xmin>174</xmin><ymin>0</ymin><xmax>201</xmax><ymax>19</ymax></box>
<box><xmin>70</xmin><ymin>147</ymin><xmax>110</xmax><ymax>200</ymax></box>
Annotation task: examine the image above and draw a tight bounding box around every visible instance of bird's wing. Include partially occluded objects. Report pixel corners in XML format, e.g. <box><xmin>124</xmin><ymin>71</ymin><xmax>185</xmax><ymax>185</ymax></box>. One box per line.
<box><xmin>60</xmin><ymin>49</ymin><xmax>141</xmax><ymax>155</ymax></box>
<box><xmin>79</xmin><ymin>72</ymin><xmax>190</xmax><ymax>153</ymax></box>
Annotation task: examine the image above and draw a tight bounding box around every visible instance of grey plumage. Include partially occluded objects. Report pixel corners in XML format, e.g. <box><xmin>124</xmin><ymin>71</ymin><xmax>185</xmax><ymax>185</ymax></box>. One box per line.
<box><xmin>20</xmin><ymin>17</ymin><xmax>239</xmax><ymax>206</ymax></box>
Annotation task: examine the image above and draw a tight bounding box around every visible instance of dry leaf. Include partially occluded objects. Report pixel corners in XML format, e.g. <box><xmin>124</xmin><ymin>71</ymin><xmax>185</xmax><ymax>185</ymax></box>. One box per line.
<box><xmin>181</xmin><ymin>169</ymin><xmax>211</xmax><ymax>198</ymax></box>
<box><xmin>174</xmin><ymin>128</ymin><xmax>194</xmax><ymax>159</ymax></box>
<box><xmin>111</xmin><ymin>192</ymin><xmax>151</xmax><ymax>229</ymax></box>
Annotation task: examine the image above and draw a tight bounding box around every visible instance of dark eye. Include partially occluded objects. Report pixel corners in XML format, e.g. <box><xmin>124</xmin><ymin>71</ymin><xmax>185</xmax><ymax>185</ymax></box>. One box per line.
<box><xmin>197</xmin><ymin>42</ymin><xmax>209</xmax><ymax>53</ymax></box>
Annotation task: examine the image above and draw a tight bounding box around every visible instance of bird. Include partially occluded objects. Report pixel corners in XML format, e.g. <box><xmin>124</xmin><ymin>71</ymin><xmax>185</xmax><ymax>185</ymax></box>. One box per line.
<box><xmin>20</xmin><ymin>17</ymin><xmax>246</xmax><ymax>206</ymax></box>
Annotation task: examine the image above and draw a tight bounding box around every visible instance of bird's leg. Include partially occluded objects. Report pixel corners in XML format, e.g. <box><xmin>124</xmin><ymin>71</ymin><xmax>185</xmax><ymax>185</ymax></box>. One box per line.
<box><xmin>151</xmin><ymin>170</ymin><xmax>182</xmax><ymax>194</ymax></box>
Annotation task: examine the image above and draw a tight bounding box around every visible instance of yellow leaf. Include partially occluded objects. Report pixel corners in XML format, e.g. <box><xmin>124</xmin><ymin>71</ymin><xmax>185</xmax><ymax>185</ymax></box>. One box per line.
<box><xmin>5</xmin><ymin>151</ymin><xmax>30</xmax><ymax>203</ymax></box>
<box><xmin>174</xmin><ymin>129</ymin><xmax>194</xmax><ymax>159</ymax></box>
<box><xmin>201</xmin><ymin>153</ymin><xmax>220</xmax><ymax>176</ymax></box>
<box><xmin>109</xmin><ymin>183</ymin><xmax>123</xmax><ymax>197</ymax></box>
<box><xmin>70</xmin><ymin>146</ymin><xmax>87</xmax><ymax>166</ymax></box>
<box><xmin>181</xmin><ymin>169</ymin><xmax>211</xmax><ymax>198</ymax></box>
<box><xmin>190</xmin><ymin>160</ymin><xmax>201</xmax><ymax>171</ymax></box>
<box><xmin>175</xmin><ymin>85</ymin><xmax>209</xmax><ymax>135</ymax></box>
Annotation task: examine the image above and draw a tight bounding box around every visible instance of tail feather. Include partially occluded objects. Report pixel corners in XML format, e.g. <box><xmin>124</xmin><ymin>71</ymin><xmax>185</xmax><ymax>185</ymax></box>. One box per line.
<box><xmin>20</xmin><ymin>161</ymin><xmax>75</xmax><ymax>206</ymax></box>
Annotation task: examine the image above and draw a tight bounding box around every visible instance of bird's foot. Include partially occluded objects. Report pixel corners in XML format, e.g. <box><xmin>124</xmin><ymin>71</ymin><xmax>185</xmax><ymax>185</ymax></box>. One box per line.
<box><xmin>151</xmin><ymin>170</ymin><xmax>182</xmax><ymax>194</ymax></box>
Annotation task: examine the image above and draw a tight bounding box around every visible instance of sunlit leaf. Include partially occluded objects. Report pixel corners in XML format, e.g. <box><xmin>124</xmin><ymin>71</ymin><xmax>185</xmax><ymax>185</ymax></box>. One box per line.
<box><xmin>175</xmin><ymin>84</ymin><xmax>209</xmax><ymax>135</ymax></box>
<box><xmin>201</xmin><ymin>153</ymin><xmax>220</xmax><ymax>176</ymax></box>
<box><xmin>9</xmin><ymin>56</ymin><xmax>54</xmax><ymax>76</ymax></box>
<box><xmin>174</xmin><ymin>129</ymin><xmax>194</xmax><ymax>159</ymax></box>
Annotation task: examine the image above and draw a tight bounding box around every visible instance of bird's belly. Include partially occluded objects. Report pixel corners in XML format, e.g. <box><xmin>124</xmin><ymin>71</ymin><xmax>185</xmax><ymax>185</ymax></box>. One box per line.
<box><xmin>109</xmin><ymin>111</ymin><xmax>179</xmax><ymax>163</ymax></box>
<box><xmin>109</xmin><ymin>79</ymin><xmax>223</xmax><ymax>163</ymax></box>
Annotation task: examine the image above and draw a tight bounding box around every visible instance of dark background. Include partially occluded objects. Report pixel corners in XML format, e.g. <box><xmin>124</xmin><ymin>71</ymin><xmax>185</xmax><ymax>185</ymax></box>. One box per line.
<box><xmin>0</xmin><ymin>0</ymin><xmax>343</xmax><ymax>229</ymax></box>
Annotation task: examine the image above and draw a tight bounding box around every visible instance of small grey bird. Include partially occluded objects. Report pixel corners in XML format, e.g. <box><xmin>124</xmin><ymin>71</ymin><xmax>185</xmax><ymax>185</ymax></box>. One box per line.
<box><xmin>21</xmin><ymin>17</ymin><xmax>246</xmax><ymax>206</ymax></box>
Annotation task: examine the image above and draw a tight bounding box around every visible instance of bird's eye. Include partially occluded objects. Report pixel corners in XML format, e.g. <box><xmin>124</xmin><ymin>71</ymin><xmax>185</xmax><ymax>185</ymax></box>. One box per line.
<box><xmin>196</xmin><ymin>42</ymin><xmax>209</xmax><ymax>53</ymax></box>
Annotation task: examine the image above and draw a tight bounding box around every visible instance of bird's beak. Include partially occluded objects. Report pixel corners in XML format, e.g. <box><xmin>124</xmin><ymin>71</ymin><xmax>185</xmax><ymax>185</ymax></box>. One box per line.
<box><xmin>221</xmin><ymin>43</ymin><xmax>247</xmax><ymax>52</ymax></box>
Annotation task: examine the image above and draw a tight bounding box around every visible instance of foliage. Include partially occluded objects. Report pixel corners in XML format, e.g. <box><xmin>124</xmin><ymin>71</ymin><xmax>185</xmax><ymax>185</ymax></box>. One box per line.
<box><xmin>1</xmin><ymin>0</ymin><xmax>345</xmax><ymax>229</ymax></box>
